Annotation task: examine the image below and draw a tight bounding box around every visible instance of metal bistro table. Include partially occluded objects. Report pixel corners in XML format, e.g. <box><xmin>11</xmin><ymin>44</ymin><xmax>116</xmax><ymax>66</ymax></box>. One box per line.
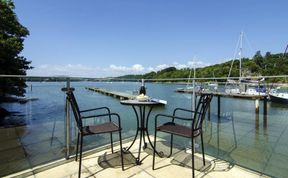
<box><xmin>120</xmin><ymin>99</ymin><xmax>164</xmax><ymax>164</ymax></box>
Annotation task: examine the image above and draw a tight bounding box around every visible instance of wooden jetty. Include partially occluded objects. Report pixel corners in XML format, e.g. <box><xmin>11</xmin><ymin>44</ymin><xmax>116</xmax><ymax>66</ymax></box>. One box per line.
<box><xmin>213</xmin><ymin>92</ymin><xmax>268</xmax><ymax>117</ymax></box>
<box><xmin>87</xmin><ymin>87</ymin><xmax>267</xmax><ymax>117</ymax></box>
<box><xmin>175</xmin><ymin>90</ymin><xmax>268</xmax><ymax>117</ymax></box>
<box><xmin>86</xmin><ymin>87</ymin><xmax>135</xmax><ymax>100</ymax></box>
<box><xmin>87</xmin><ymin>87</ymin><xmax>167</xmax><ymax>105</ymax></box>
<box><xmin>203</xmin><ymin>91</ymin><xmax>267</xmax><ymax>100</ymax></box>
<box><xmin>176</xmin><ymin>90</ymin><xmax>267</xmax><ymax>100</ymax></box>
<box><xmin>200</xmin><ymin>91</ymin><xmax>268</xmax><ymax>117</ymax></box>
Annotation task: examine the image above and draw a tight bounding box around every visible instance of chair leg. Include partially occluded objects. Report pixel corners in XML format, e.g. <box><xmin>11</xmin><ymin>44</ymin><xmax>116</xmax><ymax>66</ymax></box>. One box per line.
<box><xmin>119</xmin><ymin>130</ymin><xmax>124</xmax><ymax>171</ymax></box>
<box><xmin>152</xmin><ymin>129</ymin><xmax>157</xmax><ymax>170</ymax></box>
<box><xmin>191</xmin><ymin>137</ymin><xmax>195</xmax><ymax>178</ymax></box>
<box><xmin>110</xmin><ymin>132</ymin><xmax>114</xmax><ymax>153</ymax></box>
<box><xmin>168</xmin><ymin>134</ymin><xmax>174</xmax><ymax>157</ymax></box>
<box><xmin>76</xmin><ymin>132</ymin><xmax>80</xmax><ymax>161</ymax></box>
<box><xmin>201</xmin><ymin>132</ymin><xmax>206</xmax><ymax>166</ymax></box>
<box><xmin>78</xmin><ymin>135</ymin><xmax>83</xmax><ymax>178</ymax></box>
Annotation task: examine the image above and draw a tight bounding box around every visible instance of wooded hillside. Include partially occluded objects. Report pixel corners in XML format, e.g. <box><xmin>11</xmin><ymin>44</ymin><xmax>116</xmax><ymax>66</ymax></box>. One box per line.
<box><xmin>118</xmin><ymin>51</ymin><xmax>288</xmax><ymax>82</ymax></box>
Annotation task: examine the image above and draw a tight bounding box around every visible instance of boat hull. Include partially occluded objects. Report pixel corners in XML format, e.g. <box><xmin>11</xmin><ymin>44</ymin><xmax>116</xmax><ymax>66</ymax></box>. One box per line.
<box><xmin>269</xmin><ymin>93</ymin><xmax>288</xmax><ymax>104</ymax></box>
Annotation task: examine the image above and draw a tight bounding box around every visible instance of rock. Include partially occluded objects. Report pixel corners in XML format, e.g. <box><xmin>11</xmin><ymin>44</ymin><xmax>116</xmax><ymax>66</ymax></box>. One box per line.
<box><xmin>0</xmin><ymin>107</ymin><xmax>10</xmax><ymax>120</ymax></box>
<box><xmin>18</xmin><ymin>98</ymin><xmax>39</xmax><ymax>104</ymax></box>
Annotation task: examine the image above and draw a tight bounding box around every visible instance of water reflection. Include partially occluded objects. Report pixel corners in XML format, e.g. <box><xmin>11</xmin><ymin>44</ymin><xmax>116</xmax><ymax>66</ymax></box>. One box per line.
<box><xmin>204</xmin><ymin>111</ymin><xmax>237</xmax><ymax>159</ymax></box>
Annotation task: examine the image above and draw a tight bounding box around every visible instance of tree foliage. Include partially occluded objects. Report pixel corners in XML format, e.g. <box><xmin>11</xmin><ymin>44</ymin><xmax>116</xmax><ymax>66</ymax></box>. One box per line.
<box><xmin>0</xmin><ymin>0</ymin><xmax>32</xmax><ymax>97</ymax></box>
<box><xmin>119</xmin><ymin>51</ymin><xmax>288</xmax><ymax>83</ymax></box>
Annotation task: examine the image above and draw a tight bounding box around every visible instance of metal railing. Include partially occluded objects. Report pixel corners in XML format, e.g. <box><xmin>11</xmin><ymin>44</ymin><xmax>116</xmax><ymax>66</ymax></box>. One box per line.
<box><xmin>1</xmin><ymin>75</ymin><xmax>288</xmax><ymax>177</ymax></box>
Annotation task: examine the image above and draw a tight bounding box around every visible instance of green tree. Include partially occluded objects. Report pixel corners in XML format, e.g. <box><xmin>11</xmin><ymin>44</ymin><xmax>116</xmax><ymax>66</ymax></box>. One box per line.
<box><xmin>117</xmin><ymin>51</ymin><xmax>288</xmax><ymax>83</ymax></box>
<box><xmin>0</xmin><ymin>0</ymin><xmax>32</xmax><ymax>98</ymax></box>
<box><xmin>253</xmin><ymin>50</ymin><xmax>263</xmax><ymax>67</ymax></box>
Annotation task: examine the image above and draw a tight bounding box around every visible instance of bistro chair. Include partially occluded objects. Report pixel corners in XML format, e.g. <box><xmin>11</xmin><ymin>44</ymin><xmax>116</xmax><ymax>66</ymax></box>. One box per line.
<box><xmin>152</xmin><ymin>93</ymin><xmax>213</xmax><ymax>178</ymax></box>
<box><xmin>66</xmin><ymin>90</ymin><xmax>124</xmax><ymax>178</ymax></box>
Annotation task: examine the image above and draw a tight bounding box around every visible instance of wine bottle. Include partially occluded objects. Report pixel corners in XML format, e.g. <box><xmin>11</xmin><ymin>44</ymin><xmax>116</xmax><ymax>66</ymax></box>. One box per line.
<box><xmin>139</xmin><ymin>79</ymin><xmax>146</xmax><ymax>95</ymax></box>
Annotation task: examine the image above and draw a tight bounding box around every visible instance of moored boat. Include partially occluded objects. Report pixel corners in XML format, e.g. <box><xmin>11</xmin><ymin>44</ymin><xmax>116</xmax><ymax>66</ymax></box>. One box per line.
<box><xmin>269</xmin><ymin>92</ymin><xmax>288</xmax><ymax>104</ymax></box>
<box><xmin>269</xmin><ymin>87</ymin><xmax>288</xmax><ymax>104</ymax></box>
<box><xmin>175</xmin><ymin>86</ymin><xmax>200</xmax><ymax>93</ymax></box>
<box><xmin>241</xmin><ymin>85</ymin><xmax>267</xmax><ymax>96</ymax></box>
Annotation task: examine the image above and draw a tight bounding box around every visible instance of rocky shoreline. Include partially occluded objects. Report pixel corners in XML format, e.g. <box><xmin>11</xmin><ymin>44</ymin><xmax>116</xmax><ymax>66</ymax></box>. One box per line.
<box><xmin>0</xmin><ymin>97</ymin><xmax>38</xmax><ymax>127</ymax></box>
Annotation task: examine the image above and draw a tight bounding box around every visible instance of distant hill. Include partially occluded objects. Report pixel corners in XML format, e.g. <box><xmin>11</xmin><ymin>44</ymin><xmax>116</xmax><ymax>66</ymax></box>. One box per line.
<box><xmin>118</xmin><ymin>51</ymin><xmax>288</xmax><ymax>82</ymax></box>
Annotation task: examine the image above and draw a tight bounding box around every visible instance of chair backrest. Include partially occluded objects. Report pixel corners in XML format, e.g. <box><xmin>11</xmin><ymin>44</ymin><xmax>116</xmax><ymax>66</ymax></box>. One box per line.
<box><xmin>66</xmin><ymin>90</ymin><xmax>83</xmax><ymax>130</ymax></box>
<box><xmin>192</xmin><ymin>93</ymin><xmax>213</xmax><ymax>131</ymax></box>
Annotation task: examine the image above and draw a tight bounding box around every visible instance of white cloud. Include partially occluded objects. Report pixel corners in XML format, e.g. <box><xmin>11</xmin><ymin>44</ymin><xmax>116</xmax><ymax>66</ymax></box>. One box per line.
<box><xmin>187</xmin><ymin>60</ymin><xmax>209</xmax><ymax>68</ymax></box>
<box><xmin>28</xmin><ymin>64</ymin><xmax>104</xmax><ymax>77</ymax></box>
<box><xmin>175</xmin><ymin>64</ymin><xmax>188</xmax><ymax>69</ymax></box>
<box><xmin>147</xmin><ymin>67</ymin><xmax>155</xmax><ymax>72</ymax></box>
<box><xmin>147</xmin><ymin>59</ymin><xmax>209</xmax><ymax>72</ymax></box>
<box><xmin>27</xmin><ymin>60</ymin><xmax>210</xmax><ymax>78</ymax></box>
<box><xmin>154</xmin><ymin>64</ymin><xmax>170</xmax><ymax>71</ymax></box>
<box><xmin>132</xmin><ymin>64</ymin><xmax>144</xmax><ymax>71</ymax></box>
<box><xmin>109</xmin><ymin>64</ymin><xmax>128</xmax><ymax>71</ymax></box>
<box><xmin>109</xmin><ymin>64</ymin><xmax>144</xmax><ymax>72</ymax></box>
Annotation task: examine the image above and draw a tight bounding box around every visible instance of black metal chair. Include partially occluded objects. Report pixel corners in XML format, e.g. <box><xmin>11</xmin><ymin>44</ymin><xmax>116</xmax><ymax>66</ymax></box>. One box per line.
<box><xmin>152</xmin><ymin>93</ymin><xmax>213</xmax><ymax>178</ymax></box>
<box><xmin>66</xmin><ymin>90</ymin><xmax>124</xmax><ymax>178</ymax></box>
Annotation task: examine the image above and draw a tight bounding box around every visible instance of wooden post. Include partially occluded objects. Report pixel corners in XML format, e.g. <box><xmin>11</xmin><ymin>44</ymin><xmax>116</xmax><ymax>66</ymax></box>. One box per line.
<box><xmin>217</xmin><ymin>95</ymin><xmax>221</xmax><ymax>118</ymax></box>
<box><xmin>263</xmin><ymin>96</ymin><xmax>267</xmax><ymax>116</ymax></box>
<box><xmin>208</xmin><ymin>103</ymin><xmax>211</xmax><ymax>120</ymax></box>
<box><xmin>255</xmin><ymin>110</ymin><xmax>259</xmax><ymax>130</ymax></box>
<box><xmin>255</xmin><ymin>99</ymin><xmax>259</xmax><ymax>113</ymax></box>
<box><xmin>263</xmin><ymin>96</ymin><xmax>268</xmax><ymax>128</ymax></box>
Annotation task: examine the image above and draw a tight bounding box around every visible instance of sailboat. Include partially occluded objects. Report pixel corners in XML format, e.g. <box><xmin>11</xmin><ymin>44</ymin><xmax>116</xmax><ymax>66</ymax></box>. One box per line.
<box><xmin>175</xmin><ymin>65</ymin><xmax>200</xmax><ymax>93</ymax></box>
<box><xmin>268</xmin><ymin>45</ymin><xmax>288</xmax><ymax>103</ymax></box>
<box><xmin>225</xmin><ymin>32</ymin><xmax>244</xmax><ymax>94</ymax></box>
<box><xmin>225</xmin><ymin>32</ymin><xmax>266</xmax><ymax>95</ymax></box>
<box><xmin>207</xmin><ymin>72</ymin><xmax>218</xmax><ymax>91</ymax></box>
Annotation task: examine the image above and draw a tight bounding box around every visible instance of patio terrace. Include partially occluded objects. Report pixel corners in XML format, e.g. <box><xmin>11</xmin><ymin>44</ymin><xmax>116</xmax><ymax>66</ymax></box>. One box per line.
<box><xmin>5</xmin><ymin>136</ymin><xmax>269</xmax><ymax>178</ymax></box>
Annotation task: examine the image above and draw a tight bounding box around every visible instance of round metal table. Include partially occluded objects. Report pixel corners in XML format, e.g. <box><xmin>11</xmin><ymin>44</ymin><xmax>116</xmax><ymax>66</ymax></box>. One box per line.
<box><xmin>120</xmin><ymin>99</ymin><xmax>164</xmax><ymax>164</ymax></box>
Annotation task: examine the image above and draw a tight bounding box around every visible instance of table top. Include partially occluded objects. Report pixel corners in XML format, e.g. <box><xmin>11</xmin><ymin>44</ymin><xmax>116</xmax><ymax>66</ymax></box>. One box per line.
<box><xmin>120</xmin><ymin>99</ymin><xmax>164</xmax><ymax>106</ymax></box>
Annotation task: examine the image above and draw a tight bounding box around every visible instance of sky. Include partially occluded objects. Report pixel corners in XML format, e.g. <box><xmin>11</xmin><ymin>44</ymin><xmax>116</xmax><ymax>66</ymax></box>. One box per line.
<box><xmin>13</xmin><ymin>0</ymin><xmax>288</xmax><ymax>78</ymax></box>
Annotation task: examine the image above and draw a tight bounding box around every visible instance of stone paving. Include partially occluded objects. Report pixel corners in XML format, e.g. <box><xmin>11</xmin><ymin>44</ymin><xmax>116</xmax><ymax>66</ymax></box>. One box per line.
<box><xmin>5</xmin><ymin>137</ymin><xmax>269</xmax><ymax>178</ymax></box>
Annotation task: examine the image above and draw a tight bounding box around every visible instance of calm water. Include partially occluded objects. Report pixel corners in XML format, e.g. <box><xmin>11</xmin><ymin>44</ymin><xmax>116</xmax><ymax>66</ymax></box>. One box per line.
<box><xmin>1</xmin><ymin>81</ymin><xmax>288</xmax><ymax>177</ymax></box>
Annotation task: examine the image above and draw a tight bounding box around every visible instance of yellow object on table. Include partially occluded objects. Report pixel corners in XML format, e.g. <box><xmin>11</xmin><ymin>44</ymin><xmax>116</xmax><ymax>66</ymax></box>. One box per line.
<box><xmin>136</xmin><ymin>94</ymin><xmax>149</xmax><ymax>101</ymax></box>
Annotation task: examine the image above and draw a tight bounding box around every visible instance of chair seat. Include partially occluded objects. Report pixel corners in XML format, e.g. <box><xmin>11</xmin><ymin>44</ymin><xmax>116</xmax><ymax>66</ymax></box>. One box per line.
<box><xmin>66</xmin><ymin>90</ymin><xmax>124</xmax><ymax>177</ymax></box>
<box><xmin>82</xmin><ymin>122</ymin><xmax>120</xmax><ymax>136</ymax></box>
<box><xmin>153</xmin><ymin>94</ymin><xmax>213</xmax><ymax>178</ymax></box>
<box><xmin>157</xmin><ymin>122</ymin><xmax>200</xmax><ymax>138</ymax></box>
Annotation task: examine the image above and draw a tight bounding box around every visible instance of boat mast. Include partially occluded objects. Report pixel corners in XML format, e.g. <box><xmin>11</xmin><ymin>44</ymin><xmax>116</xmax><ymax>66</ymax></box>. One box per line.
<box><xmin>284</xmin><ymin>44</ymin><xmax>288</xmax><ymax>57</ymax></box>
<box><xmin>192</xmin><ymin>57</ymin><xmax>196</xmax><ymax>111</ymax></box>
<box><xmin>186</xmin><ymin>68</ymin><xmax>192</xmax><ymax>88</ymax></box>
<box><xmin>239</xmin><ymin>31</ymin><xmax>243</xmax><ymax>79</ymax></box>
<box><xmin>226</xmin><ymin>31</ymin><xmax>243</xmax><ymax>84</ymax></box>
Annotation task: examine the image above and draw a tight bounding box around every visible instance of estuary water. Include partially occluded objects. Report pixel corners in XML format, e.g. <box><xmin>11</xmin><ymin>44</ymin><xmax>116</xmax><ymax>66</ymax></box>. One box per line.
<box><xmin>1</xmin><ymin>81</ymin><xmax>288</xmax><ymax>177</ymax></box>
